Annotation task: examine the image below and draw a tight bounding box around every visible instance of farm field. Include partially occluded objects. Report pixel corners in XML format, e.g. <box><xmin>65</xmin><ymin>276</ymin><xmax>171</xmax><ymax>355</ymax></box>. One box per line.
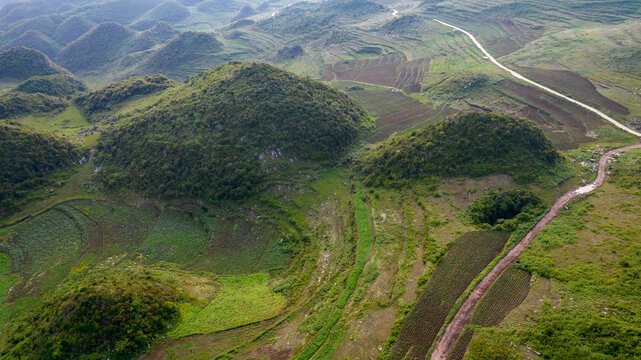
<box><xmin>170</xmin><ymin>273</ymin><xmax>286</xmax><ymax>338</ymax></box>
<box><xmin>321</xmin><ymin>53</ymin><xmax>430</xmax><ymax>94</ymax></box>
<box><xmin>446</xmin><ymin>264</ymin><xmax>531</xmax><ymax>360</ymax></box>
<box><xmin>389</xmin><ymin>231</ymin><xmax>510</xmax><ymax>360</ymax></box>
<box><xmin>465</xmin><ymin>160</ymin><xmax>641</xmax><ymax>359</ymax></box>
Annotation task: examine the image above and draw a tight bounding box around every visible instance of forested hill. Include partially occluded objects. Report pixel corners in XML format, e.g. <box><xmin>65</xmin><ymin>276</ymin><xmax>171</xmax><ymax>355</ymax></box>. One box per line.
<box><xmin>96</xmin><ymin>62</ymin><xmax>371</xmax><ymax>200</ymax></box>
<box><xmin>356</xmin><ymin>112</ymin><xmax>560</xmax><ymax>186</ymax></box>
<box><xmin>0</xmin><ymin>121</ymin><xmax>79</xmax><ymax>217</ymax></box>
<box><xmin>0</xmin><ymin>46</ymin><xmax>64</xmax><ymax>81</ymax></box>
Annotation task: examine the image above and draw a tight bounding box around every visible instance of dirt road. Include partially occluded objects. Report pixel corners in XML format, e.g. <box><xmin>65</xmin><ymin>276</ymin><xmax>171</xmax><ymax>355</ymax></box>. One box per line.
<box><xmin>429</xmin><ymin>19</ymin><xmax>641</xmax><ymax>360</ymax></box>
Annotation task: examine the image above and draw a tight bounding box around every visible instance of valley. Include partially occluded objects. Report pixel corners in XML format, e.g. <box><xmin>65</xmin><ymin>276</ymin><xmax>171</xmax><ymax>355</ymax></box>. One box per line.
<box><xmin>1</xmin><ymin>0</ymin><xmax>641</xmax><ymax>359</ymax></box>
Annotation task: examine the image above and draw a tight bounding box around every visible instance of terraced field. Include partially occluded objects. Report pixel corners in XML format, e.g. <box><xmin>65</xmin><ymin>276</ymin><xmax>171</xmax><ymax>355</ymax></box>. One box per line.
<box><xmin>321</xmin><ymin>53</ymin><xmax>430</xmax><ymax>93</ymax></box>
<box><xmin>331</xmin><ymin>80</ymin><xmax>451</xmax><ymax>142</ymax></box>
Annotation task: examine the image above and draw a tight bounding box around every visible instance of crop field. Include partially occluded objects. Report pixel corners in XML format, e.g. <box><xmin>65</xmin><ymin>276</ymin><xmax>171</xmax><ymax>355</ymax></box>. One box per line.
<box><xmin>467</xmin><ymin>178</ymin><xmax>641</xmax><ymax>359</ymax></box>
<box><xmin>0</xmin><ymin>253</ymin><xmax>18</xmax><ymax>329</ymax></box>
<box><xmin>141</xmin><ymin>208</ymin><xmax>207</xmax><ymax>266</ymax></box>
<box><xmin>320</xmin><ymin>53</ymin><xmax>430</xmax><ymax>93</ymax></box>
<box><xmin>389</xmin><ymin>231</ymin><xmax>510</xmax><ymax>360</ymax></box>
<box><xmin>294</xmin><ymin>184</ymin><xmax>376</xmax><ymax>360</ymax></box>
<box><xmin>3</xmin><ymin>207</ymin><xmax>87</xmax><ymax>279</ymax></box>
<box><xmin>509</xmin><ymin>65</ymin><xmax>630</xmax><ymax>116</ymax></box>
<box><xmin>187</xmin><ymin>214</ymin><xmax>289</xmax><ymax>275</ymax></box>
<box><xmin>504</xmin><ymin>20</ymin><xmax>641</xmax><ymax>116</ymax></box>
<box><xmin>446</xmin><ymin>264</ymin><xmax>531</xmax><ymax>360</ymax></box>
<box><xmin>494</xmin><ymin>79</ymin><xmax>605</xmax><ymax>150</ymax></box>
<box><xmin>331</xmin><ymin>80</ymin><xmax>449</xmax><ymax>142</ymax></box>
<box><xmin>70</xmin><ymin>200</ymin><xmax>159</xmax><ymax>255</ymax></box>
<box><xmin>169</xmin><ymin>273</ymin><xmax>286</xmax><ymax>338</ymax></box>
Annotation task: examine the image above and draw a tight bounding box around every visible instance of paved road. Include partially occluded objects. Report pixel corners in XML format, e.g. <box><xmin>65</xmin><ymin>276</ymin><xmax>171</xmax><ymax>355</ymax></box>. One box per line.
<box><xmin>430</xmin><ymin>19</ymin><xmax>641</xmax><ymax>360</ymax></box>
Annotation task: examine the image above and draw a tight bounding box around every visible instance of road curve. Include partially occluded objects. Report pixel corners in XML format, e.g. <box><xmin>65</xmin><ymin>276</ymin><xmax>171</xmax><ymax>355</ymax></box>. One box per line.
<box><xmin>430</xmin><ymin>19</ymin><xmax>641</xmax><ymax>360</ymax></box>
<box><xmin>433</xmin><ymin>19</ymin><xmax>641</xmax><ymax>138</ymax></box>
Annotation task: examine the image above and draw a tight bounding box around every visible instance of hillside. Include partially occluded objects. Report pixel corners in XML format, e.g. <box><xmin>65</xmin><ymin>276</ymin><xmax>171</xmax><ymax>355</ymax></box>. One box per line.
<box><xmin>2</xmin><ymin>30</ymin><xmax>60</xmax><ymax>59</ymax></box>
<box><xmin>356</xmin><ymin>112</ymin><xmax>560</xmax><ymax>186</ymax></box>
<box><xmin>0</xmin><ymin>92</ymin><xmax>67</xmax><ymax>118</ymax></box>
<box><xmin>2</xmin><ymin>262</ymin><xmax>184</xmax><ymax>359</ymax></box>
<box><xmin>96</xmin><ymin>62</ymin><xmax>371</xmax><ymax>200</ymax></box>
<box><xmin>56</xmin><ymin>22</ymin><xmax>135</xmax><ymax>72</ymax></box>
<box><xmin>76</xmin><ymin>74</ymin><xmax>177</xmax><ymax>114</ymax></box>
<box><xmin>139</xmin><ymin>31</ymin><xmax>224</xmax><ymax>78</ymax></box>
<box><xmin>14</xmin><ymin>73</ymin><xmax>87</xmax><ymax>96</ymax></box>
<box><xmin>0</xmin><ymin>121</ymin><xmax>79</xmax><ymax>217</ymax></box>
<box><xmin>53</xmin><ymin>15</ymin><xmax>94</xmax><ymax>44</ymax></box>
<box><xmin>0</xmin><ymin>46</ymin><xmax>63</xmax><ymax>81</ymax></box>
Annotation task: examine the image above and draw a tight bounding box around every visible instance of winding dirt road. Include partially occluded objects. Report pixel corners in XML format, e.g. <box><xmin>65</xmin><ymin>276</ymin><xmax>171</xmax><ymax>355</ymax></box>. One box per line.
<box><xmin>430</xmin><ymin>19</ymin><xmax>641</xmax><ymax>360</ymax></box>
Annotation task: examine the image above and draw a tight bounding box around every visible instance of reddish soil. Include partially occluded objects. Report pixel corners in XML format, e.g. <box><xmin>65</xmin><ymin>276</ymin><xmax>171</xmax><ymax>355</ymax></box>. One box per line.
<box><xmin>510</xmin><ymin>65</ymin><xmax>630</xmax><ymax>116</ymax></box>
<box><xmin>430</xmin><ymin>142</ymin><xmax>641</xmax><ymax>360</ymax></box>
<box><xmin>322</xmin><ymin>53</ymin><xmax>429</xmax><ymax>93</ymax></box>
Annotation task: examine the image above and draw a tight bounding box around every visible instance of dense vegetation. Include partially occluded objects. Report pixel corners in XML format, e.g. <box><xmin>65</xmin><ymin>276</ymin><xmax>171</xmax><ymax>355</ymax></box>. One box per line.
<box><xmin>139</xmin><ymin>31</ymin><xmax>224</xmax><ymax>76</ymax></box>
<box><xmin>2</xmin><ymin>263</ymin><xmax>184</xmax><ymax>360</ymax></box>
<box><xmin>0</xmin><ymin>121</ymin><xmax>78</xmax><ymax>217</ymax></box>
<box><xmin>0</xmin><ymin>46</ymin><xmax>62</xmax><ymax>81</ymax></box>
<box><xmin>14</xmin><ymin>73</ymin><xmax>87</xmax><ymax>97</ymax></box>
<box><xmin>56</xmin><ymin>22</ymin><xmax>135</xmax><ymax>72</ymax></box>
<box><xmin>0</xmin><ymin>91</ymin><xmax>66</xmax><ymax>118</ymax></box>
<box><xmin>356</xmin><ymin>112</ymin><xmax>560</xmax><ymax>186</ymax></box>
<box><xmin>76</xmin><ymin>74</ymin><xmax>177</xmax><ymax>114</ymax></box>
<box><xmin>96</xmin><ymin>62</ymin><xmax>370</xmax><ymax>200</ymax></box>
<box><xmin>468</xmin><ymin>189</ymin><xmax>541</xmax><ymax>226</ymax></box>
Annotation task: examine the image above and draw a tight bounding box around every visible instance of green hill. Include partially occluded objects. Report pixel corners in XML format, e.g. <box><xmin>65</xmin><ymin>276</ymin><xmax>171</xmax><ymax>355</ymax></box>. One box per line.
<box><xmin>356</xmin><ymin>112</ymin><xmax>560</xmax><ymax>186</ymax></box>
<box><xmin>0</xmin><ymin>92</ymin><xmax>67</xmax><ymax>118</ymax></box>
<box><xmin>2</xmin><ymin>262</ymin><xmax>183</xmax><ymax>360</ymax></box>
<box><xmin>76</xmin><ymin>74</ymin><xmax>177</xmax><ymax>114</ymax></box>
<box><xmin>0</xmin><ymin>121</ymin><xmax>79</xmax><ymax>217</ymax></box>
<box><xmin>3</xmin><ymin>30</ymin><xmax>60</xmax><ymax>59</ymax></box>
<box><xmin>139</xmin><ymin>31</ymin><xmax>224</xmax><ymax>78</ymax></box>
<box><xmin>0</xmin><ymin>46</ymin><xmax>63</xmax><ymax>81</ymax></box>
<box><xmin>14</xmin><ymin>73</ymin><xmax>87</xmax><ymax>97</ymax></box>
<box><xmin>142</xmin><ymin>0</ymin><xmax>191</xmax><ymax>23</ymax></box>
<box><xmin>53</xmin><ymin>15</ymin><xmax>93</xmax><ymax>44</ymax></box>
<box><xmin>56</xmin><ymin>22</ymin><xmax>135</xmax><ymax>72</ymax></box>
<box><xmin>128</xmin><ymin>21</ymin><xmax>179</xmax><ymax>52</ymax></box>
<box><xmin>96</xmin><ymin>62</ymin><xmax>371</xmax><ymax>200</ymax></box>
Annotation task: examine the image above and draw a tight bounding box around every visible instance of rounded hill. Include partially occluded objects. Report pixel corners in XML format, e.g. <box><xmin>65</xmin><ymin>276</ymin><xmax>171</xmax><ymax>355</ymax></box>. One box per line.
<box><xmin>96</xmin><ymin>62</ymin><xmax>371</xmax><ymax>199</ymax></box>
<box><xmin>356</xmin><ymin>112</ymin><xmax>560</xmax><ymax>186</ymax></box>
<box><xmin>0</xmin><ymin>46</ymin><xmax>63</xmax><ymax>81</ymax></box>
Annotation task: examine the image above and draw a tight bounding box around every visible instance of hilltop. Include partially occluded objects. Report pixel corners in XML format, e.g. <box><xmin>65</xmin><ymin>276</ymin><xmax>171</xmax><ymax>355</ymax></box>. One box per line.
<box><xmin>55</xmin><ymin>22</ymin><xmax>135</xmax><ymax>72</ymax></box>
<box><xmin>0</xmin><ymin>46</ymin><xmax>63</xmax><ymax>81</ymax></box>
<box><xmin>76</xmin><ymin>74</ymin><xmax>177</xmax><ymax>115</ymax></box>
<box><xmin>138</xmin><ymin>31</ymin><xmax>224</xmax><ymax>79</ymax></box>
<box><xmin>0</xmin><ymin>121</ymin><xmax>79</xmax><ymax>217</ymax></box>
<box><xmin>356</xmin><ymin>112</ymin><xmax>560</xmax><ymax>186</ymax></box>
<box><xmin>96</xmin><ymin>62</ymin><xmax>371</xmax><ymax>200</ymax></box>
<box><xmin>14</xmin><ymin>73</ymin><xmax>87</xmax><ymax>97</ymax></box>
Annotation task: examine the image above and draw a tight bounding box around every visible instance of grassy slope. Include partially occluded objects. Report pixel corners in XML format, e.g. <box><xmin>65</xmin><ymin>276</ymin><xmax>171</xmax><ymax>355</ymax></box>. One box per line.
<box><xmin>465</xmin><ymin>150</ymin><xmax>641</xmax><ymax>359</ymax></box>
